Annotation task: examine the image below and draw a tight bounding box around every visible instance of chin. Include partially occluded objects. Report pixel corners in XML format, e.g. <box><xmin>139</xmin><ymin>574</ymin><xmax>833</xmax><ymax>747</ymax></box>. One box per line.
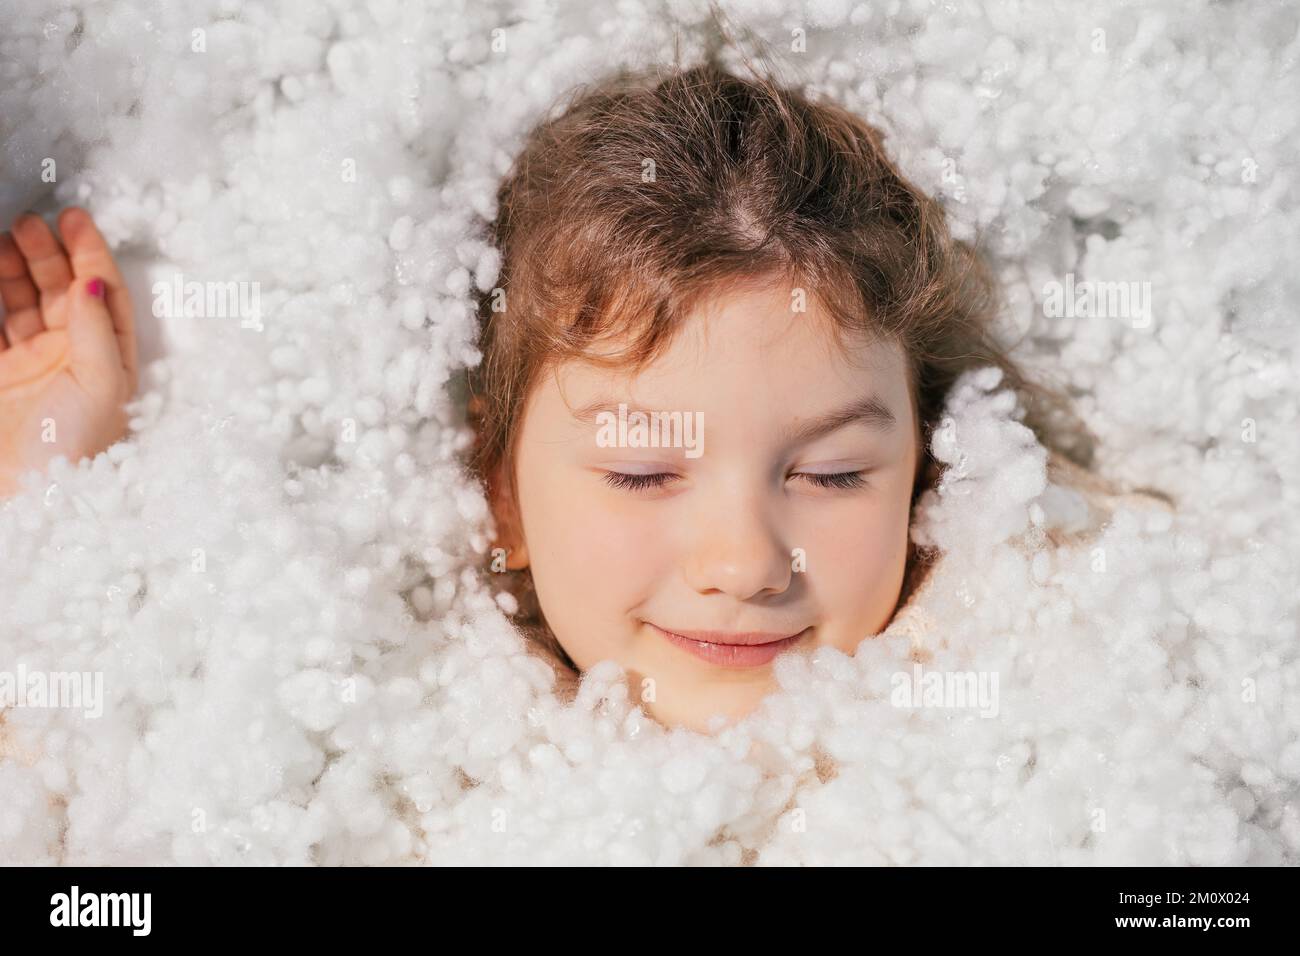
<box><xmin>642</xmin><ymin>675</ymin><xmax>773</xmax><ymax>734</ymax></box>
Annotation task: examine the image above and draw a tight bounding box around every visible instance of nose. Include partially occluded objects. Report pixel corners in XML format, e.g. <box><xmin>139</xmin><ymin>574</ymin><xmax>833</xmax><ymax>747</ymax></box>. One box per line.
<box><xmin>680</xmin><ymin>480</ymin><xmax>794</xmax><ymax>600</ymax></box>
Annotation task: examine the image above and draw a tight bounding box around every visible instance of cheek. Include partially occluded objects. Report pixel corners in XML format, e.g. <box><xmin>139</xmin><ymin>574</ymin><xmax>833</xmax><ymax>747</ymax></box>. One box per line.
<box><xmin>518</xmin><ymin>465</ymin><xmax>668</xmax><ymax>600</ymax></box>
<box><xmin>516</xmin><ymin>467</ymin><xmax>673</xmax><ymax>669</ymax></box>
<box><xmin>803</xmin><ymin>478</ymin><xmax>913</xmax><ymax>609</ymax></box>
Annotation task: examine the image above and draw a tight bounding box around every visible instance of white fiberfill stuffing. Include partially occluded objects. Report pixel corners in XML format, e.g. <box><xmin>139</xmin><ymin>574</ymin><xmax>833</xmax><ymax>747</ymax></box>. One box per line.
<box><xmin>1</xmin><ymin>0</ymin><xmax>1297</xmax><ymax>865</ymax></box>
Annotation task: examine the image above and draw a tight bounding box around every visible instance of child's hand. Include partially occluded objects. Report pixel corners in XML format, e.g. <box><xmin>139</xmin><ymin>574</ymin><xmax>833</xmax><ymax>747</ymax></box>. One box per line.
<box><xmin>0</xmin><ymin>208</ymin><xmax>138</xmax><ymax>498</ymax></box>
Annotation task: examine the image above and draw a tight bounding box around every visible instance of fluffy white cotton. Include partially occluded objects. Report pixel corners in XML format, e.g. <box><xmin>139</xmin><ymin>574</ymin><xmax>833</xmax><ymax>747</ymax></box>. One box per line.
<box><xmin>0</xmin><ymin>0</ymin><xmax>1296</xmax><ymax>865</ymax></box>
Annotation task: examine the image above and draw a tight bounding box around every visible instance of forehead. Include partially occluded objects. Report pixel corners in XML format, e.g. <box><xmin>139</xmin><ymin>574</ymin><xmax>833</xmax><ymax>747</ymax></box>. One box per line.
<box><xmin>573</xmin><ymin>279</ymin><xmax>910</xmax><ymax>396</ymax></box>
<box><xmin>529</xmin><ymin>280</ymin><xmax>918</xmax><ymax>441</ymax></box>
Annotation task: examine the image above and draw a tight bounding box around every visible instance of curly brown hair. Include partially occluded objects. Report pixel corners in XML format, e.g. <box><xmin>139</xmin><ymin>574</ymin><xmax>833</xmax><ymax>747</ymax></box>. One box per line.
<box><xmin>464</xmin><ymin>53</ymin><xmax>1115</xmax><ymax>679</ymax></box>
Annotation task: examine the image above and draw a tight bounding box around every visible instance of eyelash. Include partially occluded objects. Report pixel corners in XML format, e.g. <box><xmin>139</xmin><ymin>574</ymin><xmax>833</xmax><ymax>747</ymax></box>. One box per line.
<box><xmin>601</xmin><ymin>470</ymin><xmax>868</xmax><ymax>492</ymax></box>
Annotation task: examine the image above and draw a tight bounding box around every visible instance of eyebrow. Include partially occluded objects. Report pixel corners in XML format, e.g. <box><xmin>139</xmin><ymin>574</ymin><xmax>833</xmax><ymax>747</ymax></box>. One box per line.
<box><xmin>778</xmin><ymin>395</ymin><xmax>898</xmax><ymax>446</ymax></box>
<box><xmin>568</xmin><ymin>394</ymin><xmax>898</xmax><ymax>443</ymax></box>
<box><xmin>568</xmin><ymin>399</ymin><xmax>641</xmax><ymax>426</ymax></box>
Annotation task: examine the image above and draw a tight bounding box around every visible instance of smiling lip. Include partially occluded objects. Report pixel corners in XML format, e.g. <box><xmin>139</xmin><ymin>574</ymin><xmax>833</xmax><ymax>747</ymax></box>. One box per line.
<box><xmin>649</xmin><ymin>624</ymin><xmax>811</xmax><ymax>668</ymax></box>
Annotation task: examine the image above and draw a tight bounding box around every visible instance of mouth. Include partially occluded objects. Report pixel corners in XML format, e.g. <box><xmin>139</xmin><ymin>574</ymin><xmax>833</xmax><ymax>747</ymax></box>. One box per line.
<box><xmin>648</xmin><ymin>623</ymin><xmax>812</xmax><ymax>668</ymax></box>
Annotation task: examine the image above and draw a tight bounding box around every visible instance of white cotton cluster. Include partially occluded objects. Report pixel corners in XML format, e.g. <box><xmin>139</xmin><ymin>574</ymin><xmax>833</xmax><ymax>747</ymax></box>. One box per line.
<box><xmin>1</xmin><ymin>0</ymin><xmax>1296</xmax><ymax>865</ymax></box>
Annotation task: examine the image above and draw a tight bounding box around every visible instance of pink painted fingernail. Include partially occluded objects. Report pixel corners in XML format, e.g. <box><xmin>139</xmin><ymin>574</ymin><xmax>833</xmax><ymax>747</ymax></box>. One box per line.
<box><xmin>86</xmin><ymin>278</ymin><xmax>105</xmax><ymax>298</ymax></box>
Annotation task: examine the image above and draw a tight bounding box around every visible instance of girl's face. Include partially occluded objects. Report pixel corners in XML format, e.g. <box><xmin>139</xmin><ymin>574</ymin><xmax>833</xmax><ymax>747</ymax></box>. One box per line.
<box><xmin>499</xmin><ymin>281</ymin><xmax>920</xmax><ymax>733</ymax></box>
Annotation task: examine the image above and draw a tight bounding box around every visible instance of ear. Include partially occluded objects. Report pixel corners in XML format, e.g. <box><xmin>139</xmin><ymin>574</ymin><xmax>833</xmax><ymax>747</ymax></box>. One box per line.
<box><xmin>468</xmin><ymin>392</ymin><xmax>529</xmax><ymax>571</ymax></box>
<box><xmin>911</xmin><ymin>431</ymin><xmax>940</xmax><ymax>503</ymax></box>
<box><xmin>486</xmin><ymin>460</ymin><xmax>530</xmax><ymax>571</ymax></box>
<box><xmin>466</xmin><ymin>392</ymin><xmax>487</xmax><ymax>424</ymax></box>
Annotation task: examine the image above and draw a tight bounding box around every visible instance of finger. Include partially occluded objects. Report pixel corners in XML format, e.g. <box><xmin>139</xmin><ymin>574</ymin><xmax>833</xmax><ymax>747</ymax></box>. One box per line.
<box><xmin>2</xmin><ymin>308</ymin><xmax>44</xmax><ymax>346</ymax></box>
<box><xmin>11</xmin><ymin>213</ymin><xmax>74</xmax><ymax>302</ymax></box>
<box><xmin>57</xmin><ymin>208</ymin><xmax>137</xmax><ymax>395</ymax></box>
<box><xmin>0</xmin><ymin>326</ymin><xmax>66</xmax><ymax>389</ymax></box>
<box><xmin>0</xmin><ymin>231</ymin><xmax>42</xmax><ymax>348</ymax></box>
<box><xmin>66</xmin><ymin>277</ymin><xmax>126</xmax><ymax>399</ymax></box>
<box><xmin>0</xmin><ymin>231</ymin><xmax>38</xmax><ymax>311</ymax></box>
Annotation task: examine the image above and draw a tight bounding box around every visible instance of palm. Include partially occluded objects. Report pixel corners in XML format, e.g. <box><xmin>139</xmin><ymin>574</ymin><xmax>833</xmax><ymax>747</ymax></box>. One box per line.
<box><xmin>0</xmin><ymin>209</ymin><xmax>137</xmax><ymax>495</ymax></box>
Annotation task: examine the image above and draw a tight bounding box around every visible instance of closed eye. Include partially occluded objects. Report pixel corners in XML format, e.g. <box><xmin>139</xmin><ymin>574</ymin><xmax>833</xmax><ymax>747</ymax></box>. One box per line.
<box><xmin>601</xmin><ymin>470</ymin><xmax>868</xmax><ymax>492</ymax></box>
<box><xmin>602</xmin><ymin>471</ymin><xmax>678</xmax><ymax>492</ymax></box>
<box><xmin>792</xmin><ymin>470</ymin><xmax>868</xmax><ymax>490</ymax></box>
